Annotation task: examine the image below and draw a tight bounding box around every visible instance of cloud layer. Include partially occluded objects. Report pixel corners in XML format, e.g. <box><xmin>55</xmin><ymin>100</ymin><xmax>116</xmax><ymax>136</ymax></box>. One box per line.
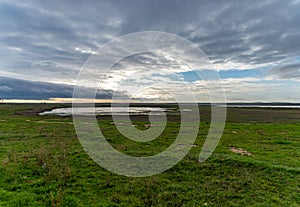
<box><xmin>0</xmin><ymin>76</ymin><xmax>127</xmax><ymax>100</ymax></box>
<box><xmin>0</xmin><ymin>0</ymin><xmax>300</xmax><ymax>101</ymax></box>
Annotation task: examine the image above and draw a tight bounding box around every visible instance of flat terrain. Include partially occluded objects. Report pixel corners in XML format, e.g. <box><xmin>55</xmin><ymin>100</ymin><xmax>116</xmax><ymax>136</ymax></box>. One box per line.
<box><xmin>0</xmin><ymin>104</ymin><xmax>299</xmax><ymax>206</ymax></box>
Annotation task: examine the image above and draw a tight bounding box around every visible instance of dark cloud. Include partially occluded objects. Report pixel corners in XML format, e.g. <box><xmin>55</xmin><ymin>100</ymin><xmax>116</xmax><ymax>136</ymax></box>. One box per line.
<box><xmin>0</xmin><ymin>76</ymin><xmax>127</xmax><ymax>100</ymax></box>
<box><xmin>268</xmin><ymin>63</ymin><xmax>300</xmax><ymax>80</ymax></box>
<box><xmin>183</xmin><ymin>1</ymin><xmax>300</xmax><ymax>65</ymax></box>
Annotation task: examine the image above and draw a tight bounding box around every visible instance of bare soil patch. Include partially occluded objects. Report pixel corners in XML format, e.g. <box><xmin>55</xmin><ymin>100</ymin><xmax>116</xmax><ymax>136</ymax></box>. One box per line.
<box><xmin>229</xmin><ymin>147</ymin><xmax>253</xmax><ymax>156</ymax></box>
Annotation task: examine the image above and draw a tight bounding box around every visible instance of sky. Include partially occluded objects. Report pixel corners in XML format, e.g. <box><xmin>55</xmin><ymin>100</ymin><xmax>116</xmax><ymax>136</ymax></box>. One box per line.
<box><xmin>0</xmin><ymin>0</ymin><xmax>300</xmax><ymax>102</ymax></box>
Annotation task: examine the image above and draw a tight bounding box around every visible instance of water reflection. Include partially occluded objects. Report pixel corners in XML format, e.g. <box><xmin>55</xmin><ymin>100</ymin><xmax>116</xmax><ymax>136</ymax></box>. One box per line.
<box><xmin>39</xmin><ymin>107</ymin><xmax>176</xmax><ymax>116</ymax></box>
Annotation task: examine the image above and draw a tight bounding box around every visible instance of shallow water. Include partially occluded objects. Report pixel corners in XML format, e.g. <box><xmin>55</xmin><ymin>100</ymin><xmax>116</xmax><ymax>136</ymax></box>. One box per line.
<box><xmin>39</xmin><ymin>104</ymin><xmax>300</xmax><ymax>116</ymax></box>
<box><xmin>39</xmin><ymin>107</ymin><xmax>176</xmax><ymax>116</ymax></box>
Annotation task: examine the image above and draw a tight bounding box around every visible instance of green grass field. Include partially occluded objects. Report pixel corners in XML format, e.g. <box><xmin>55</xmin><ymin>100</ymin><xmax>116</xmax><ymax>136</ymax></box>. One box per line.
<box><xmin>0</xmin><ymin>104</ymin><xmax>299</xmax><ymax>206</ymax></box>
